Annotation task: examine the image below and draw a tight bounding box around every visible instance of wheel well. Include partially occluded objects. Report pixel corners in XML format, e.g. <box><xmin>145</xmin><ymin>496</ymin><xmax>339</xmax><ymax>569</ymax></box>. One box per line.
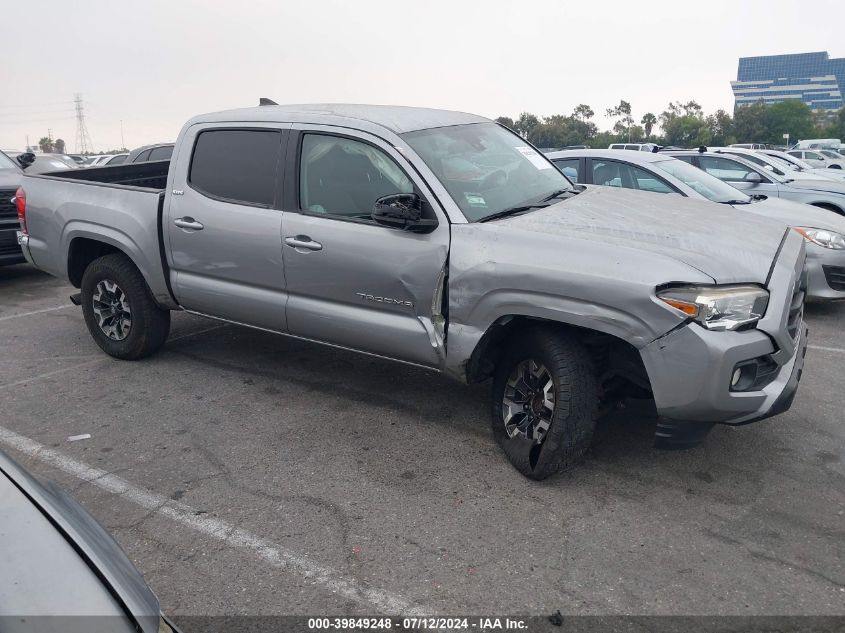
<box><xmin>809</xmin><ymin>202</ymin><xmax>845</xmax><ymax>215</ymax></box>
<box><xmin>67</xmin><ymin>238</ymin><xmax>123</xmax><ymax>287</ymax></box>
<box><xmin>466</xmin><ymin>316</ymin><xmax>651</xmax><ymax>398</ymax></box>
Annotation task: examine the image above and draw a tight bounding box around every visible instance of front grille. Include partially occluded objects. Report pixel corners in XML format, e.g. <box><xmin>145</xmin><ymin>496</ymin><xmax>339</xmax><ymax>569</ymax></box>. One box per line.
<box><xmin>0</xmin><ymin>229</ymin><xmax>21</xmax><ymax>256</ymax></box>
<box><xmin>823</xmin><ymin>265</ymin><xmax>845</xmax><ymax>291</ymax></box>
<box><xmin>0</xmin><ymin>188</ymin><xmax>16</xmax><ymax>221</ymax></box>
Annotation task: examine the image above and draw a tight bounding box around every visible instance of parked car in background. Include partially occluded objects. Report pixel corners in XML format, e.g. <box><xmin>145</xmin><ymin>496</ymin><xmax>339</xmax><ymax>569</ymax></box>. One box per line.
<box><xmin>730</xmin><ymin>143</ymin><xmax>770</xmax><ymax>149</ymax></box>
<box><xmin>758</xmin><ymin>149</ymin><xmax>845</xmax><ymax>182</ymax></box>
<box><xmin>0</xmin><ymin>150</ymin><xmax>25</xmax><ymax>265</ymax></box>
<box><xmin>66</xmin><ymin>154</ymin><xmax>89</xmax><ymax>166</ymax></box>
<box><xmin>709</xmin><ymin>146</ymin><xmax>836</xmax><ymax>182</ymax></box>
<box><xmin>104</xmin><ymin>153</ymin><xmax>129</xmax><ymax>165</ymax></box>
<box><xmin>788</xmin><ymin>149</ymin><xmax>844</xmax><ymax>170</ymax></box>
<box><xmin>125</xmin><ymin>143</ymin><xmax>174</xmax><ymax>163</ymax></box>
<box><xmin>547</xmin><ymin>149</ymin><xmax>845</xmax><ymax>301</ymax></box>
<box><xmin>13</xmin><ymin>152</ymin><xmax>79</xmax><ymax>174</ymax></box>
<box><xmin>664</xmin><ymin>149</ymin><xmax>845</xmax><ymax>215</ymax></box>
<box><xmin>16</xmin><ymin>103</ymin><xmax>808</xmax><ymax>478</ymax></box>
<box><xmin>792</xmin><ymin>138</ymin><xmax>842</xmax><ymax>151</ymax></box>
<box><xmin>86</xmin><ymin>155</ymin><xmax>114</xmax><ymax>167</ymax></box>
<box><xmin>608</xmin><ymin>142</ymin><xmax>658</xmax><ymax>152</ymax></box>
<box><xmin>818</xmin><ymin>149</ymin><xmax>845</xmax><ymax>165</ymax></box>
<box><xmin>0</xmin><ymin>449</ymin><xmax>179</xmax><ymax>633</ymax></box>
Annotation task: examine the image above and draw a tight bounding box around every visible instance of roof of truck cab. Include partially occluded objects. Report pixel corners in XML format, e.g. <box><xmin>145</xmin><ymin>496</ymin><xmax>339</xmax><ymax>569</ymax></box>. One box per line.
<box><xmin>188</xmin><ymin>104</ymin><xmax>490</xmax><ymax>134</ymax></box>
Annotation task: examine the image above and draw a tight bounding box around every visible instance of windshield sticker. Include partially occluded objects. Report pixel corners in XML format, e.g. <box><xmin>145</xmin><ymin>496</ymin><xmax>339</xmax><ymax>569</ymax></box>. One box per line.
<box><xmin>464</xmin><ymin>193</ymin><xmax>487</xmax><ymax>207</ymax></box>
<box><xmin>515</xmin><ymin>146</ymin><xmax>553</xmax><ymax>170</ymax></box>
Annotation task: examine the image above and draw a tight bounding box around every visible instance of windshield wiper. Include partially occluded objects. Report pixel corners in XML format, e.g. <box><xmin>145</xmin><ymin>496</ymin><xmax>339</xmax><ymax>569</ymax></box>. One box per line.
<box><xmin>478</xmin><ymin>203</ymin><xmax>549</xmax><ymax>223</ymax></box>
<box><xmin>540</xmin><ymin>188</ymin><xmax>579</xmax><ymax>203</ymax></box>
<box><xmin>719</xmin><ymin>199</ymin><xmax>752</xmax><ymax>205</ymax></box>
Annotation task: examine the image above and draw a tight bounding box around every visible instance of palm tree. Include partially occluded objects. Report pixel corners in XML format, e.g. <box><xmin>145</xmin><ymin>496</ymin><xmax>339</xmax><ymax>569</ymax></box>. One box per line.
<box><xmin>641</xmin><ymin>113</ymin><xmax>657</xmax><ymax>140</ymax></box>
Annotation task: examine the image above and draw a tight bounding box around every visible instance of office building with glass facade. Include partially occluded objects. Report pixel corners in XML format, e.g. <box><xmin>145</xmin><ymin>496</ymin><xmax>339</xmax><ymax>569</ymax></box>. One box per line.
<box><xmin>731</xmin><ymin>52</ymin><xmax>845</xmax><ymax>111</ymax></box>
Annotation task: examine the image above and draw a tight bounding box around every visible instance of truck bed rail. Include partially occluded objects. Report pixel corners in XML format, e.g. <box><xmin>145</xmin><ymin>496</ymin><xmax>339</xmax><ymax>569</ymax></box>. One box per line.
<box><xmin>45</xmin><ymin>160</ymin><xmax>170</xmax><ymax>190</ymax></box>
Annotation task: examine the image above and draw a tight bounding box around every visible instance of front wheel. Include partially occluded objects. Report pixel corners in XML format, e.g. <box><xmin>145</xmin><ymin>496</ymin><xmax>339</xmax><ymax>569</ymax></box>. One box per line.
<box><xmin>81</xmin><ymin>253</ymin><xmax>170</xmax><ymax>360</ymax></box>
<box><xmin>491</xmin><ymin>327</ymin><xmax>598</xmax><ymax>480</ymax></box>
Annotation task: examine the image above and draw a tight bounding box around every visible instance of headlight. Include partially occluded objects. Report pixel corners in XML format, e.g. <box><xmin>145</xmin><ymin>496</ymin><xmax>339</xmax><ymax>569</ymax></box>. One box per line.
<box><xmin>793</xmin><ymin>227</ymin><xmax>845</xmax><ymax>250</ymax></box>
<box><xmin>656</xmin><ymin>285</ymin><xmax>769</xmax><ymax>331</ymax></box>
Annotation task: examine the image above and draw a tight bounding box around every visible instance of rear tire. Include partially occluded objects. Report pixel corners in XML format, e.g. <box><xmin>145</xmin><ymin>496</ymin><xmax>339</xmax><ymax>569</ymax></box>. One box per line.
<box><xmin>491</xmin><ymin>326</ymin><xmax>598</xmax><ymax>480</ymax></box>
<box><xmin>80</xmin><ymin>253</ymin><xmax>170</xmax><ymax>360</ymax></box>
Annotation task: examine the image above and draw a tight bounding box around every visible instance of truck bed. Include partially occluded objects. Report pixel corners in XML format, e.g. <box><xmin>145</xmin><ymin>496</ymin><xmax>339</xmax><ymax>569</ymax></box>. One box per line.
<box><xmin>21</xmin><ymin>160</ymin><xmax>175</xmax><ymax>308</ymax></box>
<box><xmin>46</xmin><ymin>160</ymin><xmax>170</xmax><ymax>190</ymax></box>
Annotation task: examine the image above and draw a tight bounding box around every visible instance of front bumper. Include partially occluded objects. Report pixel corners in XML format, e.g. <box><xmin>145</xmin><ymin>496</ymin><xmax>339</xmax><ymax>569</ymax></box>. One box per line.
<box><xmin>641</xmin><ymin>321</ymin><xmax>807</xmax><ymax>425</ymax></box>
<box><xmin>805</xmin><ymin>243</ymin><xmax>845</xmax><ymax>301</ymax></box>
<box><xmin>0</xmin><ymin>226</ymin><xmax>25</xmax><ymax>265</ymax></box>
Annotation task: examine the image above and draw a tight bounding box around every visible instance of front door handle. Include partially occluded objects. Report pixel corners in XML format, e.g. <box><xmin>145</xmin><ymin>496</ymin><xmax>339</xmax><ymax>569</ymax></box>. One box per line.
<box><xmin>174</xmin><ymin>217</ymin><xmax>204</xmax><ymax>231</ymax></box>
<box><xmin>284</xmin><ymin>235</ymin><xmax>322</xmax><ymax>251</ymax></box>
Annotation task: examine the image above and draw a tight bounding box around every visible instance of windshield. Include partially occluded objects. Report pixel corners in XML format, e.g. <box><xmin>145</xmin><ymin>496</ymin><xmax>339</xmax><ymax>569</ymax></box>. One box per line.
<box><xmin>0</xmin><ymin>151</ymin><xmax>20</xmax><ymax>171</ymax></box>
<box><xmin>402</xmin><ymin>123</ymin><xmax>573</xmax><ymax>221</ymax></box>
<box><xmin>772</xmin><ymin>152</ymin><xmax>813</xmax><ymax>170</ymax></box>
<box><xmin>652</xmin><ymin>158</ymin><xmax>750</xmax><ymax>203</ymax></box>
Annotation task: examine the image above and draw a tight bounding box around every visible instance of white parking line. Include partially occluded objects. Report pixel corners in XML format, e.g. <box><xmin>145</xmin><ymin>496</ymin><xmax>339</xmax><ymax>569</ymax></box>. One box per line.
<box><xmin>0</xmin><ymin>358</ymin><xmax>107</xmax><ymax>390</ymax></box>
<box><xmin>808</xmin><ymin>344</ymin><xmax>845</xmax><ymax>354</ymax></box>
<box><xmin>0</xmin><ymin>305</ymin><xmax>75</xmax><ymax>322</ymax></box>
<box><xmin>0</xmin><ymin>425</ymin><xmax>425</xmax><ymax>615</ymax></box>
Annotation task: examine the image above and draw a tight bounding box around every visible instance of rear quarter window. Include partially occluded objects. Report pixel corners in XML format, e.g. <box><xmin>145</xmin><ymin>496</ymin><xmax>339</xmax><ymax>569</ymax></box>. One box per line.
<box><xmin>188</xmin><ymin>129</ymin><xmax>281</xmax><ymax>206</ymax></box>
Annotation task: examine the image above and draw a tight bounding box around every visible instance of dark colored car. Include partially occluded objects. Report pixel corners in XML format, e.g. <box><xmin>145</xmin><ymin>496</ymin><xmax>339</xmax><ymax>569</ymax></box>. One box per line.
<box><xmin>0</xmin><ymin>151</ymin><xmax>25</xmax><ymax>265</ymax></box>
<box><xmin>0</xmin><ymin>449</ymin><xmax>180</xmax><ymax>632</ymax></box>
<box><xmin>125</xmin><ymin>143</ymin><xmax>174</xmax><ymax>163</ymax></box>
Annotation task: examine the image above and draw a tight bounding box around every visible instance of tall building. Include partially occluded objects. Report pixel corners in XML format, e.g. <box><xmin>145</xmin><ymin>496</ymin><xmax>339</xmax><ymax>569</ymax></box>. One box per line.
<box><xmin>731</xmin><ymin>52</ymin><xmax>845</xmax><ymax>111</ymax></box>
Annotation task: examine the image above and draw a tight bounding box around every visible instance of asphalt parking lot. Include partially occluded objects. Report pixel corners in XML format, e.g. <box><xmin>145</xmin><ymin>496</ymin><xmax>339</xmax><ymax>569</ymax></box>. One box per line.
<box><xmin>1</xmin><ymin>262</ymin><xmax>843</xmax><ymax>620</ymax></box>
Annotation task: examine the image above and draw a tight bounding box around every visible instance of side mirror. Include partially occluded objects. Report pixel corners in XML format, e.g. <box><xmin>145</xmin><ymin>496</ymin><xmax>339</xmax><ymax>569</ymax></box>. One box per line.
<box><xmin>744</xmin><ymin>171</ymin><xmax>763</xmax><ymax>184</ymax></box>
<box><xmin>17</xmin><ymin>152</ymin><xmax>36</xmax><ymax>168</ymax></box>
<box><xmin>372</xmin><ymin>193</ymin><xmax>438</xmax><ymax>233</ymax></box>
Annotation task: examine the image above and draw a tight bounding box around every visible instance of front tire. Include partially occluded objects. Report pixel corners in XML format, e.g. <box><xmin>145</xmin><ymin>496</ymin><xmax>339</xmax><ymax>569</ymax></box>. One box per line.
<box><xmin>491</xmin><ymin>327</ymin><xmax>598</xmax><ymax>480</ymax></box>
<box><xmin>81</xmin><ymin>253</ymin><xmax>170</xmax><ymax>360</ymax></box>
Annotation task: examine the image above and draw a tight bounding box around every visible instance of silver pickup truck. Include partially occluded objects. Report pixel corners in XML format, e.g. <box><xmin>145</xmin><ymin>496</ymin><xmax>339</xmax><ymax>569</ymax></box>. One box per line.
<box><xmin>16</xmin><ymin>104</ymin><xmax>808</xmax><ymax>480</ymax></box>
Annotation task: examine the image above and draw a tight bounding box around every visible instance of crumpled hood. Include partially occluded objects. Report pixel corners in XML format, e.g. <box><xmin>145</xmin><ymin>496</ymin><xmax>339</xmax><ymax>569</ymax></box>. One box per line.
<box><xmin>495</xmin><ymin>186</ymin><xmax>789</xmax><ymax>284</ymax></box>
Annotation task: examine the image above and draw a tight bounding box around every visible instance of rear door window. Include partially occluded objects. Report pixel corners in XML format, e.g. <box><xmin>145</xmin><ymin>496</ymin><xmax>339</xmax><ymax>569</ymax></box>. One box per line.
<box><xmin>134</xmin><ymin>149</ymin><xmax>152</xmax><ymax>163</ymax></box>
<box><xmin>189</xmin><ymin>129</ymin><xmax>281</xmax><ymax>206</ymax></box>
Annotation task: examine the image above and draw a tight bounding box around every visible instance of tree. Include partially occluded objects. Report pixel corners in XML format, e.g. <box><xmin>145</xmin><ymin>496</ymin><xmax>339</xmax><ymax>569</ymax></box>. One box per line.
<box><xmin>660</xmin><ymin>101</ymin><xmax>710</xmax><ymax>147</ymax></box>
<box><xmin>495</xmin><ymin>116</ymin><xmax>515</xmax><ymax>130</ymax></box>
<box><xmin>705</xmin><ymin>109</ymin><xmax>734</xmax><ymax>146</ymax></box>
<box><xmin>513</xmin><ymin>112</ymin><xmax>540</xmax><ymax>139</ymax></box>
<box><xmin>606</xmin><ymin>100</ymin><xmax>634</xmax><ymax>141</ymax></box>
<box><xmin>54</xmin><ymin>138</ymin><xmax>66</xmax><ymax>153</ymax></box>
<box><xmin>732</xmin><ymin>100</ymin><xmax>769</xmax><ymax>144</ymax></box>
<box><xmin>765</xmin><ymin>100</ymin><xmax>815</xmax><ymax>144</ymax></box>
<box><xmin>38</xmin><ymin>137</ymin><xmax>53</xmax><ymax>153</ymax></box>
<box><xmin>641</xmin><ymin>113</ymin><xmax>657</xmax><ymax>139</ymax></box>
<box><xmin>573</xmin><ymin>104</ymin><xmax>595</xmax><ymax>121</ymax></box>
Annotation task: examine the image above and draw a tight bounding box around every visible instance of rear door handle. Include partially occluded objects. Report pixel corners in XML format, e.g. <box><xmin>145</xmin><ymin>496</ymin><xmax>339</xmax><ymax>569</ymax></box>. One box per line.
<box><xmin>174</xmin><ymin>217</ymin><xmax>204</xmax><ymax>231</ymax></box>
<box><xmin>284</xmin><ymin>235</ymin><xmax>322</xmax><ymax>251</ymax></box>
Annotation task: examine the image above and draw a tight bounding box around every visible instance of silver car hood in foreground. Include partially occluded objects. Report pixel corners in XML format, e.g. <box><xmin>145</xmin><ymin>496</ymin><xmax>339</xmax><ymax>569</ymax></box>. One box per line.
<box><xmin>0</xmin><ymin>451</ymin><xmax>159</xmax><ymax>633</ymax></box>
<box><xmin>497</xmin><ymin>186</ymin><xmax>788</xmax><ymax>284</ymax></box>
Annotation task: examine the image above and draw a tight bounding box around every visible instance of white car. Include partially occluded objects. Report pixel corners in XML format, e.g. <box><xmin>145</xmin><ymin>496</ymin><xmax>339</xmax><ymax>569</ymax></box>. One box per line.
<box><xmin>759</xmin><ymin>150</ymin><xmax>845</xmax><ymax>182</ymax></box>
<box><xmin>788</xmin><ymin>149</ymin><xmax>844</xmax><ymax>170</ymax></box>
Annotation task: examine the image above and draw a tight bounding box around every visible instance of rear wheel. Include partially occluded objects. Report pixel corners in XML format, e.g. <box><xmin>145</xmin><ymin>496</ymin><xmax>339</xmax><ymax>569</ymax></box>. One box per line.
<box><xmin>81</xmin><ymin>253</ymin><xmax>170</xmax><ymax>359</ymax></box>
<box><xmin>491</xmin><ymin>327</ymin><xmax>598</xmax><ymax>480</ymax></box>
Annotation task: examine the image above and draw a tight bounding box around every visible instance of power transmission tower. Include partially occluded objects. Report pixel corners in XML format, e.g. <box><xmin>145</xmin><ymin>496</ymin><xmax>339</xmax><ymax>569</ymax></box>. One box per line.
<box><xmin>73</xmin><ymin>93</ymin><xmax>94</xmax><ymax>153</ymax></box>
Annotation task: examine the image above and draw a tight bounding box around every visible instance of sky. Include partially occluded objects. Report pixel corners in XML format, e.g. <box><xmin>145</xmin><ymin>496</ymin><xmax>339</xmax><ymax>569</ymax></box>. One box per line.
<box><xmin>2</xmin><ymin>0</ymin><xmax>843</xmax><ymax>152</ymax></box>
